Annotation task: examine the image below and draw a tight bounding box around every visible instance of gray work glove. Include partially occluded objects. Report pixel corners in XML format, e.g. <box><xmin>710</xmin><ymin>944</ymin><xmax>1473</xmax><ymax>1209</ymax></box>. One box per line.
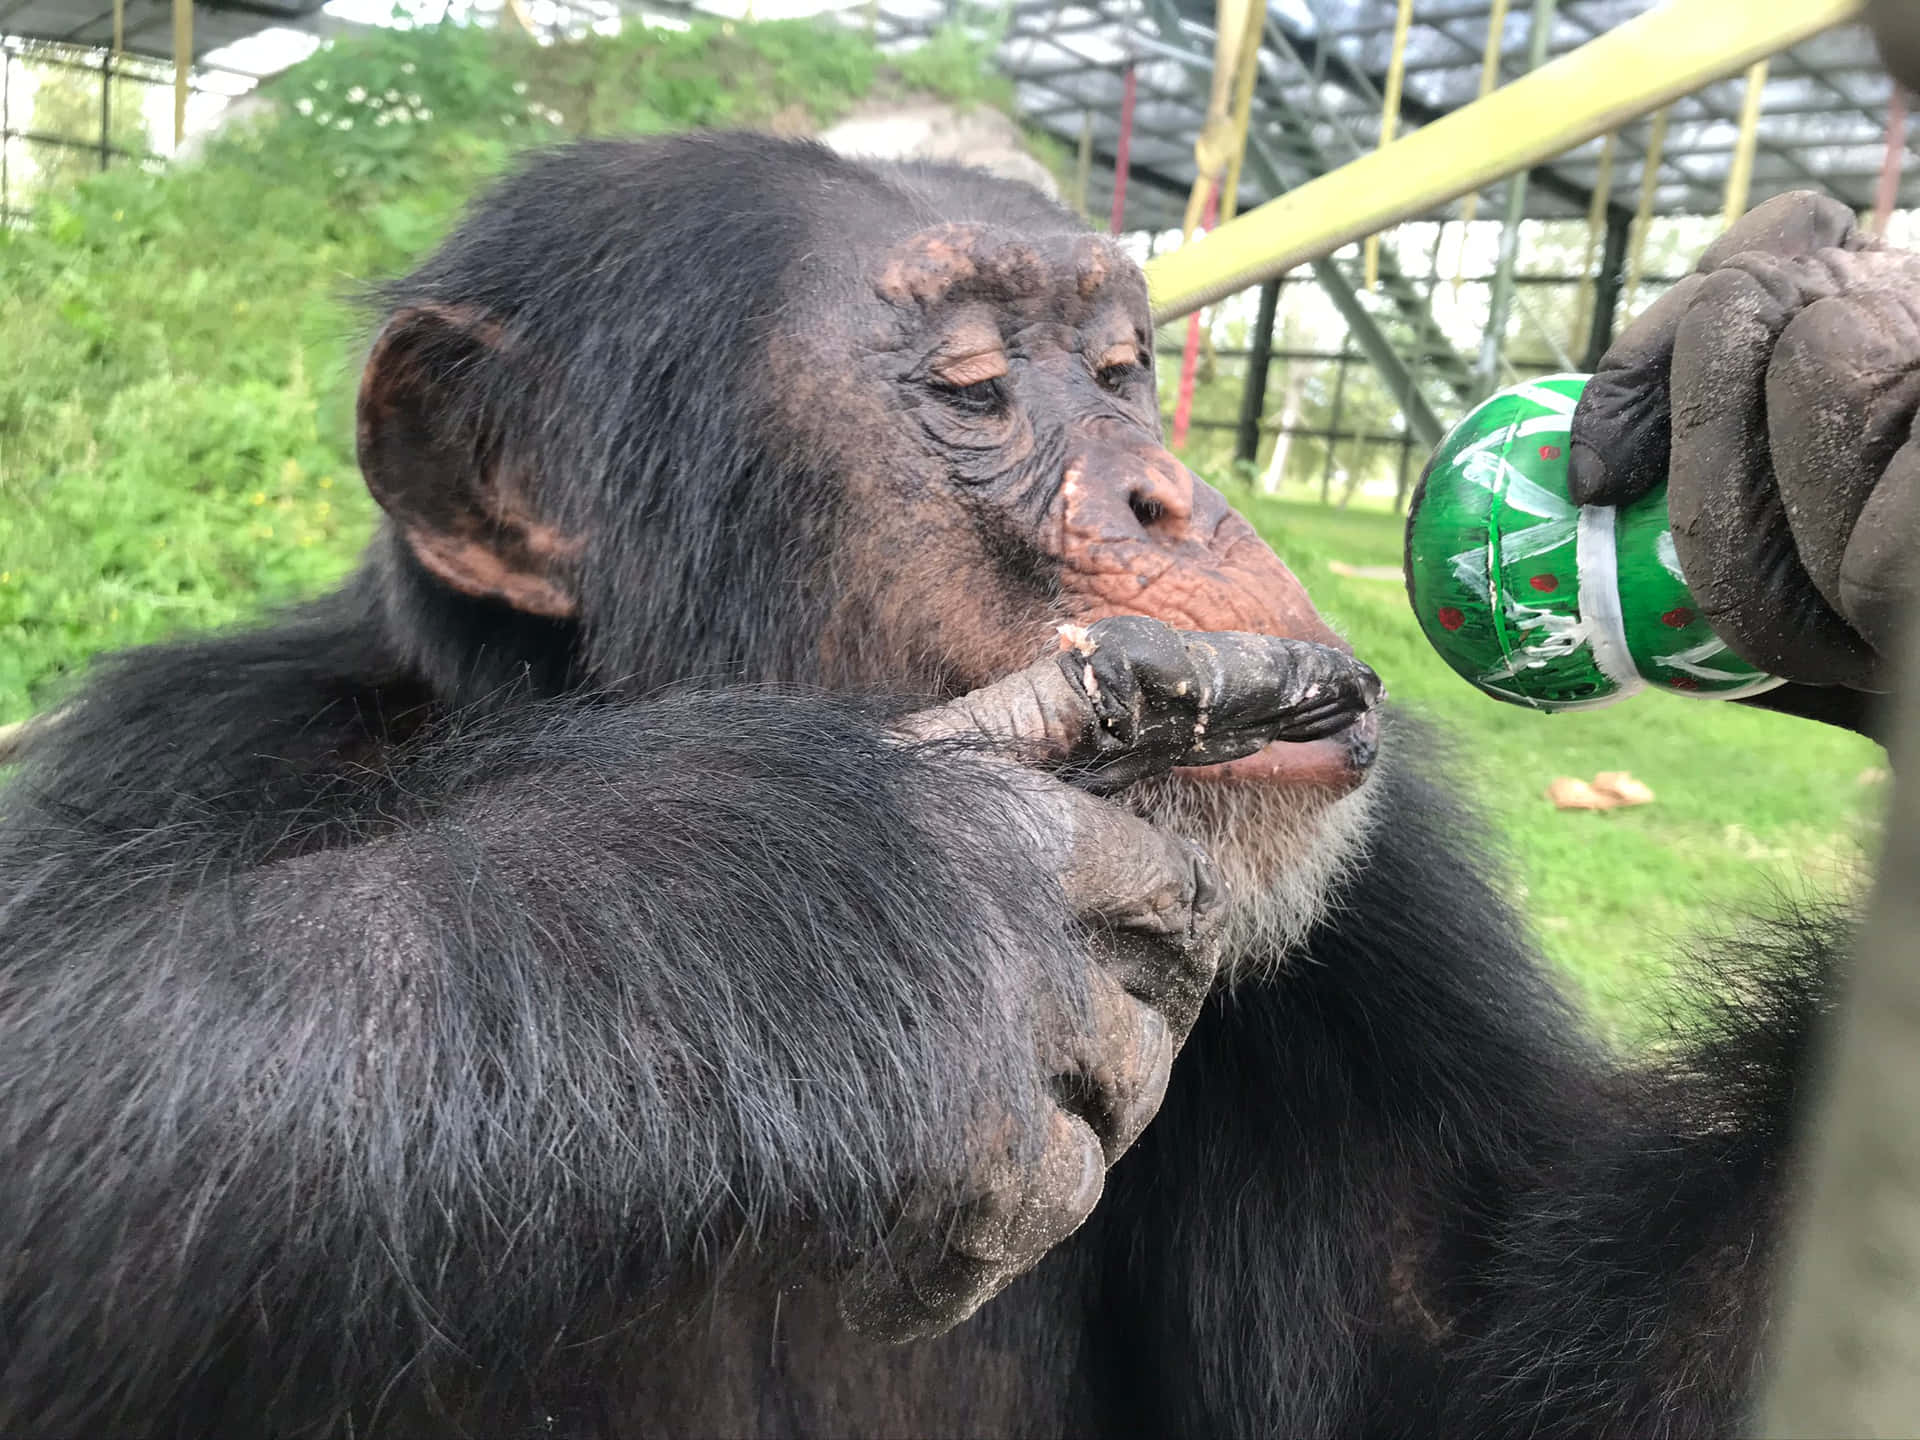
<box><xmin>1568</xmin><ymin>191</ymin><xmax>1920</xmax><ymax>737</ymax></box>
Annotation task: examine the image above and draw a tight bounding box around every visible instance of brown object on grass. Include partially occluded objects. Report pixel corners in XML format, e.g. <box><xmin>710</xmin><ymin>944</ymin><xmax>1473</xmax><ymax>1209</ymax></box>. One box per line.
<box><xmin>1592</xmin><ymin>771</ymin><xmax>1656</xmax><ymax>806</ymax></box>
<box><xmin>1547</xmin><ymin>777</ymin><xmax>1614</xmax><ymax>811</ymax></box>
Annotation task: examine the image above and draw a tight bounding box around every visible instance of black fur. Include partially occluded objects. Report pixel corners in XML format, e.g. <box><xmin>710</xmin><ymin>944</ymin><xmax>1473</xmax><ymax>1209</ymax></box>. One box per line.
<box><xmin>0</xmin><ymin>134</ymin><xmax>1845</xmax><ymax>1437</ymax></box>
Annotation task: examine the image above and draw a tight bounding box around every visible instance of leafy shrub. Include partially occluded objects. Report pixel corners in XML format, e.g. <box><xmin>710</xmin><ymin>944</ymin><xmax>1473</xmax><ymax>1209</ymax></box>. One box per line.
<box><xmin>0</xmin><ymin>15</ymin><xmax>999</xmax><ymax>719</ymax></box>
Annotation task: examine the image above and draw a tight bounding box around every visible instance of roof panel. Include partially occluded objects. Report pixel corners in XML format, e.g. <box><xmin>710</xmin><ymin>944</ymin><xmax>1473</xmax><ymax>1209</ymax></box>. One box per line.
<box><xmin>0</xmin><ymin>0</ymin><xmax>327</xmax><ymax>64</ymax></box>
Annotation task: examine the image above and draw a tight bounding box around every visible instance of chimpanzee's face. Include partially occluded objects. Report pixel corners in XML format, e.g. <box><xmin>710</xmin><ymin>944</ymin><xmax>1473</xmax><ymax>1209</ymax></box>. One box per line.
<box><xmin>786</xmin><ymin>219</ymin><xmax>1372</xmax><ymax>798</ymax></box>
<box><xmin>775</xmin><ymin>215</ymin><xmax>1383</xmax><ymax>969</ymax></box>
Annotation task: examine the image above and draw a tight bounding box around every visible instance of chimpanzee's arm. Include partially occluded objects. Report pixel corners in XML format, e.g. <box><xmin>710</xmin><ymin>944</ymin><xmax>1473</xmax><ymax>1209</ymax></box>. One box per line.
<box><xmin>0</xmin><ymin>687</ymin><xmax>1090</xmax><ymax>1436</ymax></box>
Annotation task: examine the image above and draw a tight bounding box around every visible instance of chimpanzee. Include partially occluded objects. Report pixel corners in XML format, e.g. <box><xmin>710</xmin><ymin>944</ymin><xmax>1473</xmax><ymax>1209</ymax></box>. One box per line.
<box><xmin>0</xmin><ymin>125</ymin><xmax>1913</xmax><ymax>1438</ymax></box>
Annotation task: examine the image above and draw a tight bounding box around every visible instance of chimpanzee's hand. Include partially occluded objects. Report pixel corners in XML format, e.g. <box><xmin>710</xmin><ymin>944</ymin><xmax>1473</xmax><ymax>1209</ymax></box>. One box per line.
<box><xmin>1568</xmin><ymin>190</ymin><xmax>1920</xmax><ymax>735</ymax></box>
<box><xmin>838</xmin><ymin>618</ymin><xmax>1381</xmax><ymax>1342</ymax></box>
<box><xmin>903</xmin><ymin>614</ymin><xmax>1385</xmax><ymax>793</ymax></box>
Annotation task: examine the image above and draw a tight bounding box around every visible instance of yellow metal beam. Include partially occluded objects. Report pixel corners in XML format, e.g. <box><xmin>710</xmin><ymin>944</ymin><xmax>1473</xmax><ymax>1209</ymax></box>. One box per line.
<box><xmin>1569</xmin><ymin>131</ymin><xmax>1617</xmax><ymax>351</ymax></box>
<box><xmin>1217</xmin><ymin>0</ymin><xmax>1265</xmax><ymax>226</ymax></box>
<box><xmin>1145</xmin><ymin>0</ymin><xmax>1864</xmax><ymax>322</ymax></box>
<box><xmin>1621</xmin><ymin>104</ymin><xmax>1670</xmax><ymax>321</ymax></box>
<box><xmin>1724</xmin><ymin>58</ymin><xmax>1770</xmax><ymax>224</ymax></box>
<box><xmin>1364</xmin><ymin>0</ymin><xmax>1416</xmax><ymax>291</ymax></box>
<box><xmin>1451</xmin><ymin>0</ymin><xmax>1513</xmax><ymax>292</ymax></box>
<box><xmin>171</xmin><ymin>0</ymin><xmax>189</xmax><ymax>149</ymax></box>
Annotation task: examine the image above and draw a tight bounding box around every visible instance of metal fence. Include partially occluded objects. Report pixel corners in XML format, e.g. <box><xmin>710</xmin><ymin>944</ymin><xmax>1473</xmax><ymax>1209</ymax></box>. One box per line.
<box><xmin>0</xmin><ymin>37</ymin><xmax>213</xmax><ymax>224</ymax></box>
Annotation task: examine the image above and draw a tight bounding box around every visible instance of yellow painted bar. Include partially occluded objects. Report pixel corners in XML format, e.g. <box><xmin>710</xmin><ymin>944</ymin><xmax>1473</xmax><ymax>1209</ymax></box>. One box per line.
<box><xmin>1622</xmin><ymin>105</ymin><xmax>1670</xmax><ymax>319</ymax></box>
<box><xmin>1363</xmin><ymin>0</ymin><xmax>1416</xmax><ymax>290</ymax></box>
<box><xmin>171</xmin><ymin>0</ymin><xmax>189</xmax><ymax>149</ymax></box>
<box><xmin>1724</xmin><ymin>58</ymin><xmax>1770</xmax><ymax>223</ymax></box>
<box><xmin>1451</xmin><ymin>0</ymin><xmax>1512</xmax><ymax>292</ymax></box>
<box><xmin>1570</xmin><ymin>131</ymin><xmax>1617</xmax><ymax>349</ymax></box>
<box><xmin>1146</xmin><ymin>0</ymin><xmax>1864</xmax><ymax>322</ymax></box>
<box><xmin>1217</xmin><ymin>0</ymin><xmax>1265</xmax><ymax>226</ymax></box>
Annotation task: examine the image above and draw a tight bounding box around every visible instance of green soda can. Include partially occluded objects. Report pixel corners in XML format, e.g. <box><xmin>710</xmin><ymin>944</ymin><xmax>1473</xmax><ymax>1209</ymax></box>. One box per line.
<box><xmin>1403</xmin><ymin>373</ymin><xmax>1784</xmax><ymax>713</ymax></box>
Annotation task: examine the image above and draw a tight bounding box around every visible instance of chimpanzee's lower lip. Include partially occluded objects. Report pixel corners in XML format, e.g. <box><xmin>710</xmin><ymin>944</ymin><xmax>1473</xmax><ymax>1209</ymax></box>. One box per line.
<box><xmin>1173</xmin><ymin>710</ymin><xmax>1380</xmax><ymax>795</ymax></box>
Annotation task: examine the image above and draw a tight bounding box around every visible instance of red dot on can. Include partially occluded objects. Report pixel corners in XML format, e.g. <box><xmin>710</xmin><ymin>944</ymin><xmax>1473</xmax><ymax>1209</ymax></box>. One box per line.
<box><xmin>1528</xmin><ymin>573</ymin><xmax>1559</xmax><ymax>593</ymax></box>
<box><xmin>1661</xmin><ymin>606</ymin><xmax>1694</xmax><ymax>628</ymax></box>
<box><xmin>1668</xmin><ymin>675</ymin><xmax>1699</xmax><ymax>691</ymax></box>
<box><xmin>1538</xmin><ymin>444</ymin><xmax>1563</xmax><ymax>460</ymax></box>
<box><xmin>1437</xmin><ymin>606</ymin><xmax>1465</xmax><ymax>631</ymax></box>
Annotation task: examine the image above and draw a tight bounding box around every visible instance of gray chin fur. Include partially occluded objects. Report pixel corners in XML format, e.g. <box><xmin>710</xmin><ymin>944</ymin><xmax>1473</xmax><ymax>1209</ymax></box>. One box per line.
<box><xmin>1124</xmin><ymin>759</ymin><xmax>1383</xmax><ymax>983</ymax></box>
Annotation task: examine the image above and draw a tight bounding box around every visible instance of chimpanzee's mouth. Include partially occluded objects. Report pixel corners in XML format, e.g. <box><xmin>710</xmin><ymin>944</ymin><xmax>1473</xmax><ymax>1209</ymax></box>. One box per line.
<box><xmin>1174</xmin><ymin>709</ymin><xmax>1380</xmax><ymax>796</ymax></box>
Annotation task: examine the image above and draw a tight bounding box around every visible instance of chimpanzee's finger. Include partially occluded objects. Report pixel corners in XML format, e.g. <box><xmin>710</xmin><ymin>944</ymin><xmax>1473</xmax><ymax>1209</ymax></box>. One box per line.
<box><xmin>1568</xmin><ymin>274</ymin><xmax>1705</xmax><ymax>509</ymax></box>
<box><xmin>1058</xmin><ymin>618</ymin><xmax>1382</xmax><ymax>791</ymax></box>
<box><xmin>1173</xmin><ymin>629</ymin><xmax>1384</xmax><ymax>751</ymax></box>
<box><xmin>1665</xmin><ymin>257</ymin><xmax>1878</xmax><ymax>686</ymax></box>
<box><xmin>1842</xmin><ymin>437</ymin><xmax>1920</xmax><ymax>663</ymax></box>
<box><xmin>1569</xmin><ymin>191</ymin><xmax>1869</xmax><ymax>509</ymax></box>
<box><xmin>1767</xmin><ymin>280</ymin><xmax>1920</xmax><ymax>682</ymax></box>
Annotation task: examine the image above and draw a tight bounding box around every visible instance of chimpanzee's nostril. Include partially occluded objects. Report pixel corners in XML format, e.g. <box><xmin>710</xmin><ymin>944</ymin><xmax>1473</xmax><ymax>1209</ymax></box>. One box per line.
<box><xmin>1129</xmin><ymin>492</ymin><xmax>1165</xmax><ymax>529</ymax></box>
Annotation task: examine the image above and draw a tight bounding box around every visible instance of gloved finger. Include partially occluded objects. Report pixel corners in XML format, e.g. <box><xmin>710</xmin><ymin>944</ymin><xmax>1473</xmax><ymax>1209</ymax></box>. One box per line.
<box><xmin>1841</xmin><ymin>435</ymin><xmax>1920</xmax><ymax>665</ymax></box>
<box><xmin>1767</xmin><ymin>280</ymin><xmax>1920</xmax><ymax>643</ymax></box>
<box><xmin>1694</xmin><ymin>189</ymin><xmax>1870</xmax><ymax>271</ymax></box>
<box><xmin>1569</xmin><ymin>191</ymin><xmax>1870</xmax><ymax>510</ymax></box>
<box><xmin>1568</xmin><ymin>273</ymin><xmax>1705</xmax><ymax>508</ymax></box>
<box><xmin>1735</xmin><ymin>682</ymin><xmax>1885</xmax><ymax>740</ymax></box>
<box><xmin>1666</xmin><ymin>258</ymin><xmax>1878</xmax><ymax>687</ymax></box>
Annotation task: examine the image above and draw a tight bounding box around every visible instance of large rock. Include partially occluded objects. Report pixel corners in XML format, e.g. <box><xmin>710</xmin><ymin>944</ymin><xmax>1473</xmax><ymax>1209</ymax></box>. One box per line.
<box><xmin>819</xmin><ymin>98</ymin><xmax>1059</xmax><ymax>200</ymax></box>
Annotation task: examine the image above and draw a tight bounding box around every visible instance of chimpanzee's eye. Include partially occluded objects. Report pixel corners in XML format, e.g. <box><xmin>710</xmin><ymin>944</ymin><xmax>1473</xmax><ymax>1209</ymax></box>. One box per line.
<box><xmin>939</xmin><ymin>377</ymin><xmax>1009</xmax><ymax>416</ymax></box>
<box><xmin>1097</xmin><ymin>362</ymin><xmax>1146</xmax><ymax>392</ymax></box>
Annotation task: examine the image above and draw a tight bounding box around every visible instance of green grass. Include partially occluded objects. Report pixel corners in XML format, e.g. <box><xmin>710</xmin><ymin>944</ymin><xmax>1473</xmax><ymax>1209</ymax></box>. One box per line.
<box><xmin>0</xmin><ymin>16</ymin><xmax>989</xmax><ymax>719</ymax></box>
<box><xmin>1235</xmin><ymin>489</ymin><xmax>1883</xmax><ymax>1036</ymax></box>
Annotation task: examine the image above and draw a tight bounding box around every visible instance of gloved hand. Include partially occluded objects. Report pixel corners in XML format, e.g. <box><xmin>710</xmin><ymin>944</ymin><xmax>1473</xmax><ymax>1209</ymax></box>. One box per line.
<box><xmin>1568</xmin><ymin>191</ymin><xmax>1920</xmax><ymax>737</ymax></box>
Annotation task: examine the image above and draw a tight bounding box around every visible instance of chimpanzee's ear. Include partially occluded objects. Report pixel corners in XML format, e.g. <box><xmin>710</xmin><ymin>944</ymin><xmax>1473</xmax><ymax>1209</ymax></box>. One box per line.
<box><xmin>356</xmin><ymin>304</ymin><xmax>579</xmax><ymax>619</ymax></box>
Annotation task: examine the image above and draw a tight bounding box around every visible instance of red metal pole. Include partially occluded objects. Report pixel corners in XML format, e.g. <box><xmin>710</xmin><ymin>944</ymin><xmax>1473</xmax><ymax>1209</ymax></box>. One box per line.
<box><xmin>1875</xmin><ymin>84</ymin><xmax>1909</xmax><ymax>236</ymax></box>
<box><xmin>1109</xmin><ymin>62</ymin><xmax>1137</xmax><ymax>236</ymax></box>
<box><xmin>1170</xmin><ymin>179</ymin><xmax>1222</xmax><ymax>452</ymax></box>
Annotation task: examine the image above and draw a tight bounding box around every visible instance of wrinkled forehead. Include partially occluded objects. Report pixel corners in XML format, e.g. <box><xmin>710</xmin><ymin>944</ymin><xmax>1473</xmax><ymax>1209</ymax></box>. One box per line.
<box><xmin>870</xmin><ymin>223</ymin><xmax>1148</xmax><ymax>326</ymax></box>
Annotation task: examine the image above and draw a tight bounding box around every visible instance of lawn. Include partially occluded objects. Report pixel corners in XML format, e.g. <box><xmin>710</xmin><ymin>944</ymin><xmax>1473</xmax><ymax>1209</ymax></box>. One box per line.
<box><xmin>1240</xmin><ymin>490</ymin><xmax>1883</xmax><ymax>1035</ymax></box>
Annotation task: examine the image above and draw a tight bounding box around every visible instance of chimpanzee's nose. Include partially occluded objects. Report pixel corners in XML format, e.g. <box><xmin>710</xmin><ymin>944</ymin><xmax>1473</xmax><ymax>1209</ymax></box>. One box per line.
<box><xmin>1053</xmin><ymin>439</ymin><xmax>1350</xmax><ymax>655</ymax></box>
<box><xmin>1123</xmin><ymin>464</ymin><xmax>1198</xmax><ymax>543</ymax></box>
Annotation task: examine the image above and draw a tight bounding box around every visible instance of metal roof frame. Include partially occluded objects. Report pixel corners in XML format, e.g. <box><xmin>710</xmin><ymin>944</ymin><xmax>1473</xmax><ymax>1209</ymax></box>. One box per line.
<box><xmin>869</xmin><ymin>0</ymin><xmax>1917</xmax><ymax>235</ymax></box>
<box><xmin>0</xmin><ymin>0</ymin><xmax>329</xmax><ymax>70</ymax></box>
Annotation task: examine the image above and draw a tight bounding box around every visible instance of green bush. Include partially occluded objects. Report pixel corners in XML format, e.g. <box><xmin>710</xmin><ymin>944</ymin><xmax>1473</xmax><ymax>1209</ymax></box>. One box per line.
<box><xmin>0</xmin><ymin>15</ymin><xmax>975</xmax><ymax>719</ymax></box>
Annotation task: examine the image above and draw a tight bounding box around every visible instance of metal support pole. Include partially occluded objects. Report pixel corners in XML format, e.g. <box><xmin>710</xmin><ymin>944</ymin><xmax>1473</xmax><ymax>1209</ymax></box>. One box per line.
<box><xmin>1757</xmin><ymin>611</ymin><xmax>1920</xmax><ymax>1436</ymax></box>
<box><xmin>99</xmin><ymin>52</ymin><xmax>111</xmax><ymax>172</ymax></box>
<box><xmin>112</xmin><ymin>0</ymin><xmax>125</xmax><ymax>56</ymax></box>
<box><xmin>1236</xmin><ymin>278</ymin><xmax>1281</xmax><ymax>467</ymax></box>
<box><xmin>1875</xmin><ymin>84</ymin><xmax>1909</xmax><ymax>235</ymax></box>
<box><xmin>1218</xmin><ymin>0</ymin><xmax>1264</xmax><ymax>226</ymax></box>
<box><xmin>1473</xmin><ymin>0</ymin><xmax>1558</xmax><ymax>400</ymax></box>
<box><xmin>1569</xmin><ymin>131</ymin><xmax>1616</xmax><ymax>354</ymax></box>
<box><xmin>1322</xmin><ymin>350</ymin><xmax>1350</xmax><ymax>504</ymax></box>
<box><xmin>2</xmin><ymin>47</ymin><xmax>10</xmax><ymax>223</ymax></box>
<box><xmin>1109</xmin><ymin>62</ymin><xmax>1136</xmax><ymax>236</ymax></box>
<box><xmin>1364</xmin><ymin>0</ymin><xmax>1415</xmax><ymax>291</ymax></box>
<box><xmin>1452</xmin><ymin>0</ymin><xmax>1513</xmax><ymax>290</ymax></box>
<box><xmin>1074</xmin><ymin>109</ymin><xmax>1093</xmax><ymax>219</ymax></box>
<box><xmin>1725</xmin><ymin>58</ymin><xmax>1769</xmax><ymax>225</ymax></box>
<box><xmin>1310</xmin><ymin>255</ymin><xmax>1445</xmax><ymax>449</ymax></box>
<box><xmin>1582</xmin><ymin>207</ymin><xmax>1631</xmax><ymax>370</ymax></box>
<box><xmin>1622</xmin><ymin>106</ymin><xmax>1671</xmax><ymax>321</ymax></box>
<box><xmin>172</xmin><ymin>0</ymin><xmax>191</xmax><ymax>151</ymax></box>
